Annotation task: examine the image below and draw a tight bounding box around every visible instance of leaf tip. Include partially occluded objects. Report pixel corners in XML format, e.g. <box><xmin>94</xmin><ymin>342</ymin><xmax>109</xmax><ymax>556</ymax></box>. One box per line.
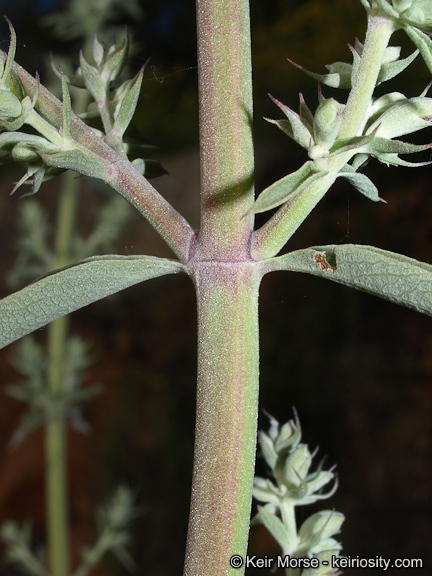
<box><xmin>3</xmin><ymin>14</ymin><xmax>13</xmax><ymax>32</ymax></box>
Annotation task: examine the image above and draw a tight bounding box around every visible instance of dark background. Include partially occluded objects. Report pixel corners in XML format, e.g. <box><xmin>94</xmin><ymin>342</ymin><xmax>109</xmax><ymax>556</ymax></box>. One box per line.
<box><xmin>0</xmin><ymin>1</ymin><xmax>431</xmax><ymax>575</ymax></box>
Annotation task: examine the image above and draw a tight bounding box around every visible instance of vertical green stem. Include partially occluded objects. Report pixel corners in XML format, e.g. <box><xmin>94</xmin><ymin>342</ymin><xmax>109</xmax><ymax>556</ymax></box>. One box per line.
<box><xmin>45</xmin><ymin>83</ymin><xmax>91</xmax><ymax>576</ymax></box>
<box><xmin>183</xmin><ymin>1</ymin><xmax>257</xmax><ymax>573</ymax></box>
<box><xmin>195</xmin><ymin>0</ymin><xmax>255</xmax><ymax>261</ymax></box>
<box><xmin>46</xmin><ymin>317</ymin><xmax>71</xmax><ymax>576</ymax></box>
<box><xmin>337</xmin><ymin>11</ymin><xmax>395</xmax><ymax>139</ymax></box>
<box><xmin>280</xmin><ymin>499</ymin><xmax>297</xmax><ymax>556</ymax></box>
<box><xmin>45</xmin><ymin>172</ymin><xmax>78</xmax><ymax>576</ymax></box>
<box><xmin>184</xmin><ymin>263</ymin><xmax>261</xmax><ymax>576</ymax></box>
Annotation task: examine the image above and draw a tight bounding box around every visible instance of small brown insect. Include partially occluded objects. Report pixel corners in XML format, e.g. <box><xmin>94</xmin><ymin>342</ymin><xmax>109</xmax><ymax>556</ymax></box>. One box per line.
<box><xmin>313</xmin><ymin>251</ymin><xmax>336</xmax><ymax>272</ymax></box>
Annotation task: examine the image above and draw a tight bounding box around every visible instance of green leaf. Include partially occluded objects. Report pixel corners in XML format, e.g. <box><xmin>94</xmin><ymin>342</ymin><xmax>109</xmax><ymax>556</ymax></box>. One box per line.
<box><xmin>381</xmin><ymin>45</ymin><xmax>402</xmax><ymax>64</ymax></box>
<box><xmin>60</xmin><ymin>72</ymin><xmax>71</xmax><ymax>140</ymax></box>
<box><xmin>130</xmin><ymin>158</ymin><xmax>167</xmax><ymax>179</ymax></box>
<box><xmin>103</xmin><ymin>31</ymin><xmax>129</xmax><ymax>82</ymax></box>
<box><xmin>79</xmin><ymin>52</ymin><xmax>105</xmax><ymax>102</ymax></box>
<box><xmin>367</xmin><ymin>96</ymin><xmax>432</xmax><ymax>139</ymax></box>
<box><xmin>377</xmin><ymin>49</ymin><xmax>419</xmax><ymax>83</ymax></box>
<box><xmin>92</xmin><ymin>34</ymin><xmax>105</xmax><ymax>68</ymax></box>
<box><xmin>50</xmin><ymin>54</ymin><xmax>86</xmax><ymax>89</ymax></box>
<box><xmin>376</xmin><ymin>0</ymin><xmax>399</xmax><ymax>18</ymax></box>
<box><xmin>256</xmin><ymin>506</ymin><xmax>291</xmax><ymax>551</ymax></box>
<box><xmin>247</xmin><ymin>162</ymin><xmax>327</xmax><ymax>215</ymax></box>
<box><xmin>12</xmin><ymin>143</ymin><xmax>46</xmax><ymax>163</ymax></box>
<box><xmin>351</xmin><ymin>152</ymin><xmax>369</xmax><ymax>171</ymax></box>
<box><xmin>264</xmin><ymin>244</ymin><xmax>432</xmax><ymax>316</ymax></box>
<box><xmin>266</xmin><ymin>94</ymin><xmax>313</xmax><ymax>149</ymax></box>
<box><xmin>367</xmin><ymin>92</ymin><xmax>407</xmax><ymax>127</ymax></box>
<box><xmin>112</xmin><ymin>68</ymin><xmax>144</xmax><ymax>138</ymax></box>
<box><xmin>404</xmin><ymin>25</ymin><xmax>432</xmax><ymax>74</ymax></box>
<box><xmin>287</xmin><ymin>45</ymin><xmax>413</xmax><ymax>90</ymax></box>
<box><xmin>258</xmin><ymin>431</ymin><xmax>278</xmax><ymax>471</ymax></box>
<box><xmin>364</xmin><ymin>136</ymin><xmax>431</xmax><ymax>155</ymax></box>
<box><xmin>0</xmin><ymin>89</ymin><xmax>21</xmax><ymax>119</ymax></box>
<box><xmin>0</xmin><ymin>255</ymin><xmax>185</xmax><ymax>350</ymax></box>
<box><xmin>288</xmin><ymin>58</ymin><xmax>352</xmax><ymax>89</ymax></box>
<box><xmin>402</xmin><ymin>4</ymin><xmax>432</xmax><ymax>35</ymax></box>
<box><xmin>393</xmin><ymin>0</ymin><xmax>414</xmax><ymax>12</ymax></box>
<box><xmin>373</xmin><ymin>152</ymin><xmax>431</xmax><ymax>167</ymax></box>
<box><xmin>299</xmin><ymin>92</ymin><xmax>314</xmax><ymax>127</ymax></box>
<box><xmin>37</xmin><ymin>148</ymin><xmax>109</xmax><ymax>180</ymax></box>
<box><xmin>337</xmin><ymin>171</ymin><xmax>382</xmax><ymax>202</ymax></box>
<box><xmin>359</xmin><ymin>0</ymin><xmax>371</xmax><ymax>10</ymax></box>
<box><xmin>1</xmin><ymin>17</ymin><xmax>17</xmax><ymax>89</ymax></box>
<box><xmin>313</xmin><ymin>98</ymin><xmax>344</xmax><ymax>150</ymax></box>
<box><xmin>10</xmin><ymin>163</ymin><xmax>45</xmax><ymax>196</ymax></box>
<box><xmin>253</xmin><ymin>477</ymin><xmax>281</xmax><ymax>505</ymax></box>
<box><xmin>328</xmin><ymin>133</ymin><xmax>374</xmax><ymax>156</ymax></box>
<box><xmin>0</xmin><ymin>132</ymin><xmax>58</xmax><ymax>159</ymax></box>
<box><xmin>350</xmin><ymin>43</ymin><xmax>362</xmax><ymax>85</ymax></box>
<box><xmin>298</xmin><ymin>510</ymin><xmax>345</xmax><ymax>552</ymax></box>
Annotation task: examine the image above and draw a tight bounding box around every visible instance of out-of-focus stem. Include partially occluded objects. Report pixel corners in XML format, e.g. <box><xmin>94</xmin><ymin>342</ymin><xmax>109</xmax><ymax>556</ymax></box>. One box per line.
<box><xmin>183</xmin><ymin>0</ymin><xmax>257</xmax><ymax>574</ymax></box>
<box><xmin>45</xmin><ymin>174</ymin><xmax>77</xmax><ymax>576</ymax></box>
<box><xmin>45</xmin><ymin>85</ymin><xmax>89</xmax><ymax>576</ymax></box>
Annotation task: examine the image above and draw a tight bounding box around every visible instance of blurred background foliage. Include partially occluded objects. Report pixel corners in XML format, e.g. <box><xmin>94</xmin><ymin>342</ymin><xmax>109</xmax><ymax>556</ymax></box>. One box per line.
<box><xmin>0</xmin><ymin>0</ymin><xmax>431</xmax><ymax>575</ymax></box>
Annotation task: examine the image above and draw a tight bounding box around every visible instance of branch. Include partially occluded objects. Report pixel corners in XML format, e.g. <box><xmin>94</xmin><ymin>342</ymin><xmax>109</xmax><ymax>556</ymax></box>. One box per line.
<box><xmin>0</xmin><ymin>49</ymin><xmax>196</xmax><ymax>262</ymax></box>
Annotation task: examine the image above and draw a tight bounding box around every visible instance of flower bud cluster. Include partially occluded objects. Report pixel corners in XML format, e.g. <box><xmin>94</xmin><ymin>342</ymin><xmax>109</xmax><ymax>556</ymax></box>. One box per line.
<box><xmin>1</xmin><ymin>486</ymin><xmax>138</xmax><ymax>576</ymax></box>
<box><xmin>360</xmin><ymin>0</ymin><xmax>432</xmax><ymax>77</ymax></box>
<box><xmin>0</xmin><ymin>18</ymin><xmax>111</xmax><ymax>195</ymax></box>
<box><xmin>254</xmin><ymin>411</ymin><xmax>338</xmax><ymax>507</ymax></box>
<box><xmin>266</xmin><ymin>91</ymin><xmax>345</xmax><ymax>164</ymax></box>
<box><xmin>362</xmin><ymin>0</ymin><xmax>432</xmax><ymax>35</ymax></box>
<box><xmin>56</xmin><ymin>32</ymin><xmax>153</xmax><ymax>168</ymax></box>
<box><xmin>267</xmin><ymin>53</ymin><xmax>432</xmax><ymax>172</ymax></box>
<box><xmin>252</xmin><ymin>411</ymin><xmax>344</xmax><ymax>575</ymax></box>
<box><xmin>0</xmin><ymin>19</ymin><xmax>67</xmax><ymax>195</ymax></box>
<box><xmin>250</xmin><ymin>0</ymin><xmax>432</xmax><ymax>216</ymax></box>
<box><xmin>0</xmin><ymin>18</ymin><xmax>164</xmax><ymax>197</ymax></box>
<box><xmin>6</xmin><ymin>336</ymin><xmax>100</xmax><ymax>446</ymax></box>
<box><xmin>310</xmin><ymin>98</ymin><xmax>344</xmax><ymax>160</ymax></box>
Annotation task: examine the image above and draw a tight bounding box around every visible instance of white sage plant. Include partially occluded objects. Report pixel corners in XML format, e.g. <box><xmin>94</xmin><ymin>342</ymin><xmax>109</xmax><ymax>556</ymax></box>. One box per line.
<box><xmin>0</xmin><ymin>1</ymin><xmax>432</xmax><ymax>575</ymax></box>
